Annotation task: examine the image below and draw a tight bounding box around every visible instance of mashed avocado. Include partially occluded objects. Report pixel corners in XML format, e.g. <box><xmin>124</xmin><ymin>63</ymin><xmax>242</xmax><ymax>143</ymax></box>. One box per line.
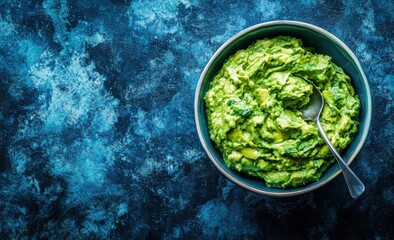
<box><xmin>205</xmin><ymin>36</ymin><xmax>360</xmax><ymax>188</ymax></box>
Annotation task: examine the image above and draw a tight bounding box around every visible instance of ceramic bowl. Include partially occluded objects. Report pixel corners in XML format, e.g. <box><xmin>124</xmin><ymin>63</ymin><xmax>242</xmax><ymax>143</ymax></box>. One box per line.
<box><xmin>194</xmin><ymin>20</ymin><xmax>372</xmax><ymax>197</ymax></box>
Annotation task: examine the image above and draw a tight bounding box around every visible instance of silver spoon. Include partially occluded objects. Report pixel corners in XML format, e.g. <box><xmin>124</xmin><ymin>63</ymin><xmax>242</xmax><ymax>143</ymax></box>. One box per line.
<box><xmin>300</xmin><ymin>79</ymin><xmax>365</xmax><ymax>199</ymax></box>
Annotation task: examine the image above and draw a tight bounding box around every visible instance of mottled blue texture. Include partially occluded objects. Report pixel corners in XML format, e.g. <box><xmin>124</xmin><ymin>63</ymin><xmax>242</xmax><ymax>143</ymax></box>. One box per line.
<box><xmin>0</xmin><ymin>0</ymin><xmax>393</xmax><ymax>239</ymax></box>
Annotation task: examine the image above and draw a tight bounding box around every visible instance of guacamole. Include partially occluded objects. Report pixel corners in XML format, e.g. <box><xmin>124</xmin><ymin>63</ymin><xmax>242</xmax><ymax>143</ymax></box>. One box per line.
<box><xmin>205</xmin><ymin>36</ymin><xmax>360</xmax><ymax>188</ymax></box>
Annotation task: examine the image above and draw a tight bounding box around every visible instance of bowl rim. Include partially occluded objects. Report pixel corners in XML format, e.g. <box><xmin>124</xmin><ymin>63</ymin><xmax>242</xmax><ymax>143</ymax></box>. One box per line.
<box><xmin>194</xmin><ymin>20</ymin><xmax>372</xmax><ymax>197</ymax></box>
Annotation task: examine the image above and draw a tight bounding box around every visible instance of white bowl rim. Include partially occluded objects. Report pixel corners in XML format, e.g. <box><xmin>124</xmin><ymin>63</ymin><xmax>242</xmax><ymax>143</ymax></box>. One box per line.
<box><xmin>194</xmin><ymin>20</ymin><xmax>372</xmax><ymax>197</ymax></box>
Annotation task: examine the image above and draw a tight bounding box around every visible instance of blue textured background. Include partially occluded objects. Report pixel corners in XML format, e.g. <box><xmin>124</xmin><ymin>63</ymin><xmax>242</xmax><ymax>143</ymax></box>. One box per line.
<box><xmin>0</xmin><ymin>0</ymin><xmax>393</xmax><ymax>239</ymax></box>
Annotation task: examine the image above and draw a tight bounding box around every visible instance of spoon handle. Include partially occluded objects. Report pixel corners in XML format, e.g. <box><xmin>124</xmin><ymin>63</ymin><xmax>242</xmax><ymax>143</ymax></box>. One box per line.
<box><xmin>316</xmin><ymin>119</ymin><xmax>365</xmax><ymax>199</ymax></box>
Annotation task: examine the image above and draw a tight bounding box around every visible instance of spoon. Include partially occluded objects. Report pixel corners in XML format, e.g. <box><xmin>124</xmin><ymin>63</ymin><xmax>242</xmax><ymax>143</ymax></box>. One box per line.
<box><xmin>300</xmin><ymin>79</ymin><xmax>365</xmax><ymax>199</ymax></box>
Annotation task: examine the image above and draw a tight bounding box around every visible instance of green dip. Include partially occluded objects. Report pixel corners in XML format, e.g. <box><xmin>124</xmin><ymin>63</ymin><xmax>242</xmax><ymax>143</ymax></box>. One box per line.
<box><xmin>205</xmin><ymin>36</ymin><xmax>360</xmax><ymax>188</ymax></box>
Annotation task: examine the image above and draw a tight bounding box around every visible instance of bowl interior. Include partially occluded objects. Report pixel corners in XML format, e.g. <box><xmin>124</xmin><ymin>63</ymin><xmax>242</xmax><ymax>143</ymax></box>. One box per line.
<box><xmin>196</xmin><ymin>22</ymin><xmax>371</xmax><ymax>196</ymax></box>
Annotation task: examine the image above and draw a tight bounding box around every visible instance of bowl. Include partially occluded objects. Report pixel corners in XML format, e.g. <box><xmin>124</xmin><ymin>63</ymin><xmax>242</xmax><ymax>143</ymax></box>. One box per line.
<box><xmin>194</xmin><ymin>20</ymin><xmax>372</xmax><ymax>197</ymax></box>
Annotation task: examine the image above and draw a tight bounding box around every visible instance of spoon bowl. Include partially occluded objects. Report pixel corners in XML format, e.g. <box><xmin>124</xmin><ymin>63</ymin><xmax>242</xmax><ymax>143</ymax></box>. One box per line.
<box><xmin>300</xmin><ymin>79</ymin><xmax>365</xmax><ymax>199</ymax></box>
<box><xmin>300</xmin><ymin>83</ymin><xmax>325</xmax><ymax>121</ymax></box>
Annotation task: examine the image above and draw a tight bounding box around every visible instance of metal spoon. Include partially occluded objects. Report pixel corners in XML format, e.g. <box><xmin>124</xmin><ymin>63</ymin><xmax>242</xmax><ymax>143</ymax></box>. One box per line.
<box><xmin>300</xmin><ymin>79</ymin><xmax>365</xmax><ymax>199</ymax></box>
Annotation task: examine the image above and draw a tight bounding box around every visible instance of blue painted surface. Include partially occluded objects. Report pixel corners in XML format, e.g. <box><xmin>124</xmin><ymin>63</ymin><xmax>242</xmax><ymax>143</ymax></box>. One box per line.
<box><xmin>0</xmin><ymin>0</ymin><xmax>393</xmax><ymax>239</ymax></box>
